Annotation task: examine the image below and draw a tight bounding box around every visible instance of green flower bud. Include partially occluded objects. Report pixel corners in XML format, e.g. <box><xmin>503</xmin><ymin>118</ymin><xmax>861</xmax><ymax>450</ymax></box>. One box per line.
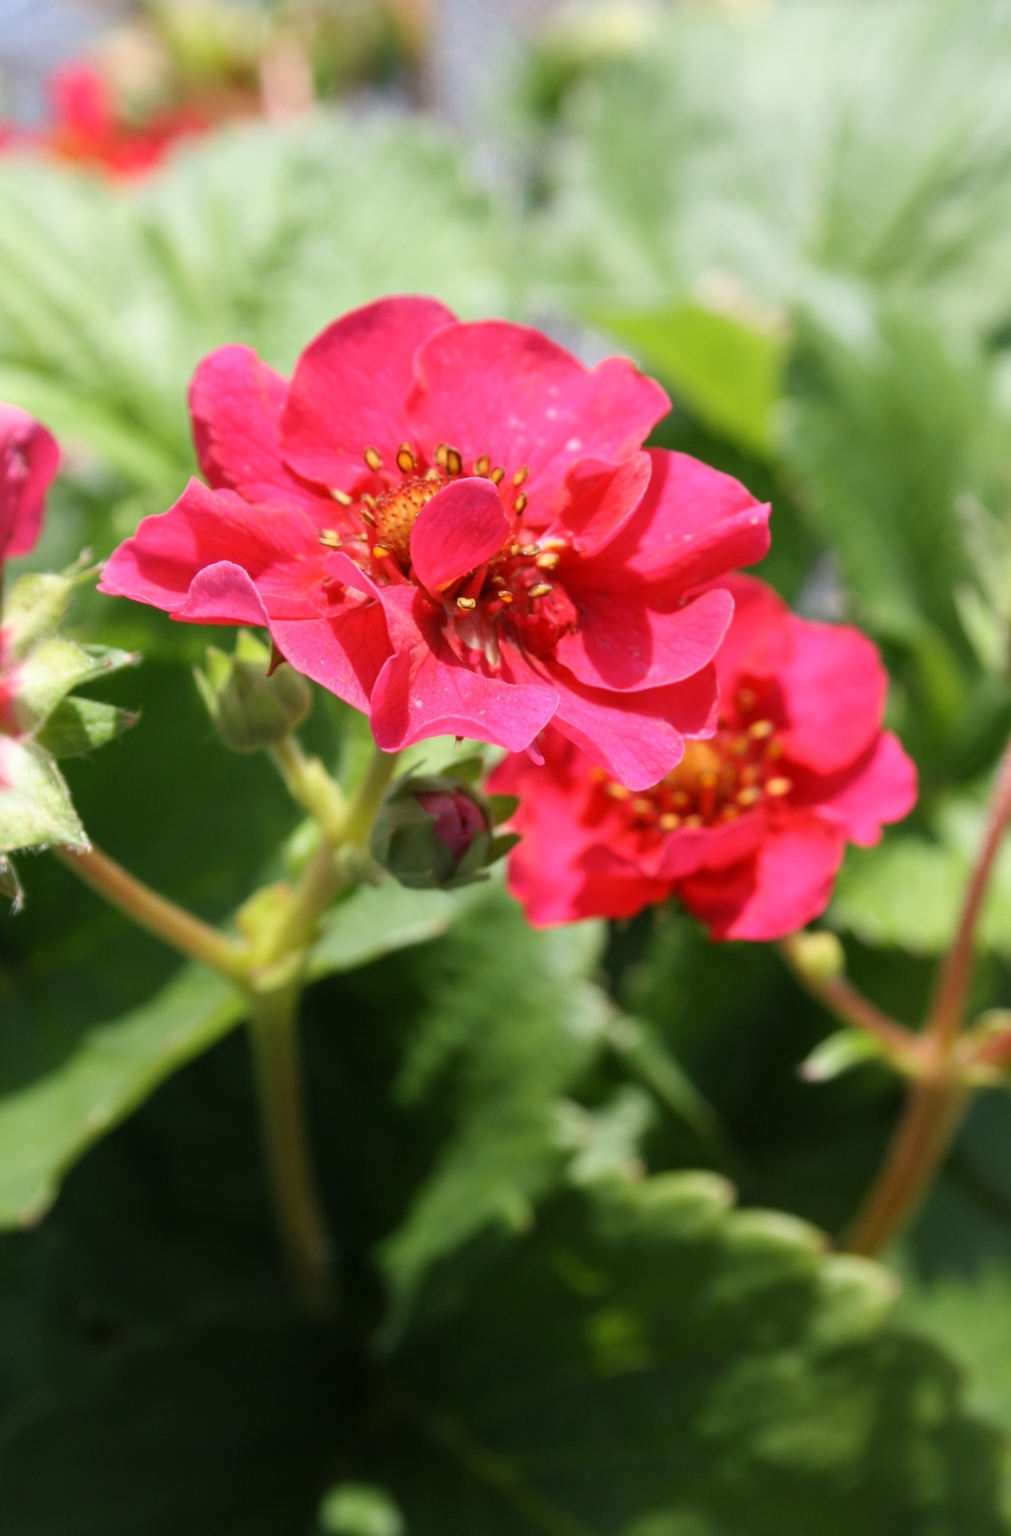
<box><xmin>370</xmin><ymin>759</ymin><xmax>520</xmax><ymax>891</ymax></box>
<box><xmin>194</xmin><ymin>631</ymin><xmax>312</xmax><ymax>753</ymax></box>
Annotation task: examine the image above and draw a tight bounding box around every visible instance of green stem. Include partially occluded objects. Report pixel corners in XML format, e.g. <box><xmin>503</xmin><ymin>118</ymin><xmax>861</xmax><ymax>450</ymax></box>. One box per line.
<box><xmin>248</xmin><ymin>983</ymin><xmax>333</xmax><ymax>1312</ymax></box>
<box><xmin>778</xmin><ymin>935</ymin><xmax>921</xmax><ymax>1065</ymax></box>
<box><xmin>843</xmin><ymin>729</ymin><xmax>1011</xmax><ymax>1257</ymax></box>
<box><xmin>54</xmin><ymin>843</ymin><xmax>249</xmax><ymax>983</ymax></box>
<box><xmin>269</xmin><ymin>737</ymin><xmax>347</xmax><ymax>842</ymax></box>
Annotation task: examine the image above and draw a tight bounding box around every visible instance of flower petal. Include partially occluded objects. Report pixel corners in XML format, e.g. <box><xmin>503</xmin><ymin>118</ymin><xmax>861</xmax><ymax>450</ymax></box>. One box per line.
<box><xmin>544</xmin><ymin>452</ymin><xmax>651</xmax><ymax>553</ymax></box>
<box><xmin>676</xmin><ymin>811</ymin><xmax>846</xmax><ymax>941</ymax></box>
<box><xmin>369</xmin><ymin>591</ymin><xmax>557</xmax><ymax>752</ymax></box>
<box><xmin>556</xmin><ymin>584</ymin><xmax>733</xmax><ymax>692</ymax></box>
<box><xmin>548</xmin><ymin>662</ymin><xmax>719</xmax><ymax>791</ymax></box>
<box><xmin>778</xmin><ymin>614</ymin><xmax>887</xmax><ymax>774</ymax></box>
<box><xmin>282</xmin><ymin>296</ymin><xmax>456</xmax><ymax>489</ymax></box>
<box><xmin>174</xmin><ymin>560</ymin><xmax>270</xmax><ymax>625</ymax></box>
<box><xmin>588</xmin><ymin>449</ymin><xmax>770</xmax><ymax>586</ymax></box>
<box><xmin>409</xmin><ymin>477</ymin><xmax>509</xmax><ymax>595</ymax></box>
<box><xmin>99</xmin><ymin>478</ymin><xmax>323</xmax><ymax>620</ymax></box>
<box><xmin>1</xmin><ymin>406</ymin><xmax>60</xmax><ymax>562</ymax></box>
<box><xmin>710</xmin><ymin>573</ymin><xmax>792</xmax><ymax>697</ymax></box>
<box><xmin>189</xmin><ymin>345</ymin><xmax>326</xmax><ymax>514</ymax></box>
<box><xmin>271</xmin><ymin>607</ymin><xmax>390</xmax><ymax>715</ymax></box>
<box><xmin>407</xmin><ymin>320</ymin><xmax>669</xmax><ymax>520</ymax></box>
<box><xmin>795</xmin><ymin>731</ymin><xmax>918</xmax><ymax>846</ymax></box>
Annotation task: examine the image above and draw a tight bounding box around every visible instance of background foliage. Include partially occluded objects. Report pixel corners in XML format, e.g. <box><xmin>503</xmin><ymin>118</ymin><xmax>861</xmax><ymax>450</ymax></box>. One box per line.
<box><xmin>4</xmin><ymin>2</ymin><xmax>1011</xmax><ymax>1531</ymax></box>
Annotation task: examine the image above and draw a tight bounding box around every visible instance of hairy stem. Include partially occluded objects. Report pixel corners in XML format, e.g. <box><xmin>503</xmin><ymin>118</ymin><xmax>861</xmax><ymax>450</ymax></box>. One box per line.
<box><xmin>248</xmin><ymin>983</ymin><xmax>333</xmax><ymax>1312</ymax></box>
<box><xmin>843</xmin><ymin>731</ymin><xmax>1011</xmax><ymax>1257</ymax></box>
<box><xmin>54</xmin><ymin>843</ymin><xmax>249</xmax><ymax>983</ymax></box>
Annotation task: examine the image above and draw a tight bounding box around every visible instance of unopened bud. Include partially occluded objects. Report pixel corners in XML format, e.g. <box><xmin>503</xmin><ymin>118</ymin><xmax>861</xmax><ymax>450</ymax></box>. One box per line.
<box><xmin>370</xmin><ymin>761</ymin><xmax>519</xmax><ymax>891</ymax></box>
<box><xmin>194</xmin><ymin>630</ymin><xmax>311</xmax><ymax>753</ymax></box>
<box><xmin>787</xmin><ymin>930</ymin><xmax>845</xmax><ymax>985</ymax></box>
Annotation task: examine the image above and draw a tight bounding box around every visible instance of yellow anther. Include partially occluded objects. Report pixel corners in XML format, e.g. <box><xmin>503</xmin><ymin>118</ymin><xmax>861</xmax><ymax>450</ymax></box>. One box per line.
<box><xmin>606</xmin><ymin>783</ymin><xmax>630</xmax><ymax>800</ymax></box>
<box><xmin>683</xmin><ymin>814</ymin><xmax>703</xmax><ymax>828</ymax></box>
<box><xmin>456</xmin><ymin>595</ymin><xmax>477</xmax><ymax>610</ymax></box>
<box><xmin>396</xmin><ymin>443</ymin><xmax>416</xmax><ymax>474</ymax></box>
<box><xmin>497</xmin><ymin>590</ymin><xmax>514</xmax><ymax>603</ymax></box>
<box><xmin>659</xmin><ymin>812</ymin><xmax>681</xmax><ymax>831</ymax></box>
<box><xmin>435</xmin><ymin>443</ymin><xmax>449</xmax><ymax>467</ymax></box>
<box><xmin>445</xmin><ymin>446</ymin><xmax>463</xmax><ymax>476</ymax></box>
<box><xmin>632</xmin><ymin>798</ymin><xmax>653</xmax><ymax>816</ymax></box>
<box><xmin>364</xmin><ymin>447</ymin><xmax>383</xmax><ymax>472</ymax></box>
<box><xmin>474</xmin><ymin>454</ymin><xmax>490</xmax><ymax>476</ymax></box>
<box><xmin>360</xmin><ymin>506</ymin><xmax>378</xmax><ymax>528</ymax></box>
<box><xmin>535</xmin><ymin>552</ymin><xmax>560</xmax><ymax>570</ymax></box>
<box><xmin>737</xmin><ymin>786</ymin><xmax>762</xmax><ymax>807</ymax></box>
<box><xmin>529</xmin><ymin>582</ymin><xmax>553</xmax><ymax>599</ymax></box>
<box><xmin>330</xmin><ymin>487</ymin><xmax>352</xmax><ymax>506</ymax></box>
<box><xmin>512</xmin><ymin>465</ymin><xmax>529</xmax><ymax>486</ymax></box>
<box><xmin>372</xmin><ymin>545</ymin><xmax>392</xmax><ymax>559</ymax></box>
<box><xmin>671</xmin><ymin>790</ymin><xmax>691</xmax><ymax>810</ymax></box>
<box><xmin>748</xmin><ymin>719</ymin><xmax>775</xmax><ymax>741</ymax></box>
<box><xmin>490</xmin><ymin>466</ymin><xmax>505</xmax><ymax>484</ymax></box>
<box><xmin>318</xmin><ymin>529</ymin><xmax>342</xmax><ymax>547</ymax></box>
<box><xmin>520</xmin><ymin>544</ymin><xmax>540</xmax><ymax>557</ymax></box>
<box><xmin>766</xmin><ymin>776</ymin><xmax>793</xmax><ymax>797</ymax></box>
<box><xmin>424</xmin><ymin>466</ymin><xmax>442</xmax><ymax>482</ymax></box>
<box><xmin>740</xmin><ymin>765</ymin><xmax>760</xmax><ymax>786</ymax></box>
<box><xmin>514</xmin><ymin>492</ymin><xmax>528</xmax><ymax>515</ymax></box>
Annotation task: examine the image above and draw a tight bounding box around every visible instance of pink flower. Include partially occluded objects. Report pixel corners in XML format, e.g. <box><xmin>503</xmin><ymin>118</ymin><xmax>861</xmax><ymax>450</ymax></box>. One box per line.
<box><xmin>1</xmin><ymin>406</ymin><xmax>59</xmax><ymax>570</ymax></box>
<box><xmin>490</xmin><ymin>575</ymin><xmax>918</xmax><ymax>940</ymax></box>
<box><xmin>100</xmin><ymin>297</ymin><xmax>770</xmax><ymax>787</ymax></box>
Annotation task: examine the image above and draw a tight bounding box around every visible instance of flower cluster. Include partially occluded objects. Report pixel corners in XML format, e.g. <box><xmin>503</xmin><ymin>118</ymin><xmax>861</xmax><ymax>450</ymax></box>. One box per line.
<box><xmin>490</xmin><ymin>576</ymin><xmax>917</xmax><ymax>940</ymax></box>
<box><xmin>101</xmin><ymin>295</ymin><xmax>770</xmax><ymax>790</ymax></box>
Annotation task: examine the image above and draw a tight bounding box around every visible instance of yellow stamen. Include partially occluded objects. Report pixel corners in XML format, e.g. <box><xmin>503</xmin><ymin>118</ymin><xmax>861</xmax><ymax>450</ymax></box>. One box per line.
<box><xmin>535</xmin><ymin>552</ymin><xmax>560</xmax><ymax>570</ymax></box>
<box><xmin>456</xmin><ymin>595</ymin><xmax>477</xmax><ymax>610</ymax></box>
<box><xmin>766</xmin><ymin>777</ymin><xmax>793</xmax><ymax>797</ymax></box>
<box><xmin>364</xmin><ymin>447</ymin><xmax>383</xmax><ymax>472</ymax></box>
<box><xmin>659</xmin><ymin>813</ymin><xmax>681</xmax><ymax>831</ymax></box>
<box><xmin>529</xmin><ymin>582</ymin><xmax>553</xmax><ymax>599</ymax></box>
<box><xmin>331</xmin><ymin>488</ymin><xmax>352</xmax><ymax>506</ymax></box>
<box><xmin>748</xmin><ymin>719</ymin><xmax>775</xmax><ymax>740</ymax></box>
<box><xmin>318</xmin><ymin>529</ymin><xmax>342</xmax><ymax>547</ymax></box>
<box><xmin>520</xmin><ymin>544</ymin><xmax>540</xmax><ymax>557</ymax></box>
<box><xmin>737</xmin><ymin>786</ymin><xmax>762</xmax><ymax>807</ymax></box>
<box><xmin>475</xmin><ymin>454</ymin><xmax>490</xmax><ymax>476</ymax></box>
<box><xmin>490</xmin><ymin>466</ymin><xmax>505</xmax><ymax>484</ymax></box>
<box><xmin>372</xmin><ymin>545</ymin><xmax>391</xmax><ymax>559</ymax></box>
<box><xmin>513</xmin><ymin>465</ymin><xmax>529</xmax><ymax>486</ymax></box>
<box><xmin>514</xmin><ymin>492</ymin><xmax>528</xmax><ymax>515</ymax></box>
<box><xmin>445</xmin><ymin>447</ymin><xmax>463</xmax><ymax>476</ymax></box>
<box><xmin>396</xmin><ymin>443</ymin><xmax>416</xmax><ymax>474</ymax></box>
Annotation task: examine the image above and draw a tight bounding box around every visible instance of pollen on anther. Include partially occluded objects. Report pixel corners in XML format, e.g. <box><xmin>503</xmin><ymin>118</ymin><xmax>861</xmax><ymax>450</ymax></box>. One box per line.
<box><xmin>498</xmin><ymin>590</ymin><xmax>514</xmax><ymax>603</ymax></box>
<box><xmin>372</xmin><ymin>545</ymin><xmax>392</xmax><ymax>559</ymax></box>
<box><xmin>456</xmin><ymin>595</ymin><xmax>477</xmax><ymax>610</ymax></box>
<box><xmin>535</xmin><ymin>552</ymin><xmax>560</xmax><ymax>570</ymax></box>
<box><xmin>445</xmin><ymin>447</ymin><xmax>463</xmax><ymax>476</ymax></box>
<box><xmin>520</xmin><ymin>544</ymin><xmax>540</xmax><ymax>557</ymax></box>
<box><xmin>737</xmin><ymin>787</ymin><xmax>762</xmax><ymax>807</ymax></box>
<box><xmin>514</xmin><ymin>492</ymin><xmax>528</xmax><ymax>515</ymax></box>
<box><xmin>360</xmin><ymin>507</ymin><xmax>378</xmax><ymax>528</ymax></box>
<box><xmin>766</xmin><ymin>777</ymin><xmax>792</xmax><ymax>797</ymax></box>
<box><xmin>632</xmin><ymin>797</ymin><xmax>652</xmax><ymax>815</ymax></box>
<box><xmin>475</xmin><ymin>454</ymin><xmax>490</xmax><ymax>476</ymax></box>
<box><xmin>396</xmin><ymin>443</ymin><xmax>416</xmax><ymax>474</ymax></box>
<box><xmin>364</xmin><ymin>447</ymin><xmax>383</xmax><ymax>472</ymax></box>
<box><xmin>748</xmin><ymin>719</ymin><xmax>775</xmax><ymax>741</ymax></box>
<box><xmin>490</xmin><ymin>466</ymin><xmax>505</xmax><ymax>484</ymax></box>
<box><xmin>529</xmin><ymin>582</ymin><xmax>553</xmax><ymax>599</ymax></box>
<box><xmin>606</xmin><ymin>783</ymin><xmax>630</xmax><ymax>800</ymax></box>
<box><xmin>659</xmin><ymin>812</ymin><xmax>681</xmax><ymax>831</ymax></box>
<box><xmin>331</xmin><ymin>488</ymin><xmax>352</xmax><ymax>506</ymax></box>
<box><xmin>512</xmin><ymin>465</ymin><xmax>529</xmax><ymax>486</ymax></box>
<box><xmin>318</xmin><ymin>529</ymin><xmax>342</xmax><ymax>548</ymax></box>
<box><xmin>435</xmin><ymin>443</ymin><xmax>449</xmax><ymax>468</ymax></box>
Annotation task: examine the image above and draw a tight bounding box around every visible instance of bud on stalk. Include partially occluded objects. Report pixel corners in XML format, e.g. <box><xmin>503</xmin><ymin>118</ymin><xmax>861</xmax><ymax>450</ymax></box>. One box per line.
<box><xmin>194</xmin><ymin>631</ymin><xmax>312</xmax><ymax>753</ymax></box>
<box><xmin>370</xmin><ymin>759</ymin><xmax>520</xmax><ymax>891</ymax></box>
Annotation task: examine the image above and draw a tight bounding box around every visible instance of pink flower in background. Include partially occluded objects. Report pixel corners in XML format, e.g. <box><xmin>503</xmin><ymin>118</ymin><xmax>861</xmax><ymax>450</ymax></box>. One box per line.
<box><xmin>0</xmin><ymin>407</ymin><xmax>60</xmax><ymax>570</ymax></box>
<box><xmin>100</xmin><ymin>296</ymin><xmax>770</xmax><ymax>787</ymax></box>
<box><xmin>490</xmin><ymin>575</ymin><xmax>918</xmax><ymax>939</ymax></box>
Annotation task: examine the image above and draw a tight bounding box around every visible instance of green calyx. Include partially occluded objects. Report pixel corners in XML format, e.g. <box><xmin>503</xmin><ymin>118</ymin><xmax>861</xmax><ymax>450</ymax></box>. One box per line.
<box><xmin>194</xmin><ymin>631</ymin><xmax>312</xmax><ymax>753</ymax></box>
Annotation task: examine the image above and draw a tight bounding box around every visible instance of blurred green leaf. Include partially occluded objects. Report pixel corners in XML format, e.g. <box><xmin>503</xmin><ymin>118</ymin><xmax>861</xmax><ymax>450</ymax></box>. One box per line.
<box><xmin>596</xmin><ymin>304</ymin><xmax>786</xmax><ymax>456</ymax></box>
<box><xmin>35</xmin><ymin>696</ymin><xmax>139</xmax><ymax>759</ymax></box>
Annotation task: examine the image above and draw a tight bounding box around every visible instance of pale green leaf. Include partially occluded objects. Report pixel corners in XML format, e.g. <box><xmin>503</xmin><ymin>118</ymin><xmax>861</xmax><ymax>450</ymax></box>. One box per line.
<box><xmin>0</xmin><ymin>739</ymin><xmax>86</xmax><ymax>854</ymax></box>
<box><xmin>34</xmin><ymin>696</ymin><xmax>139</xmax><ymax>758</ymax></box>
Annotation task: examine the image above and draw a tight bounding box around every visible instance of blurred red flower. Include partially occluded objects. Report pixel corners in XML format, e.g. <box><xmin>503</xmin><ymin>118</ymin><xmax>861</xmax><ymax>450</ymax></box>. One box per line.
<box><xmin>0</xmin><ymin>64</ymin><xmax>210</xmax><ymax>178</ymax></box>
<box><xmin>100</xmin><ymin>296</ymin><xmax>770</xmax><ymax>786</ymax></box>
<box><xmin>490</xmin><ymin>574</ymin><xmax>918</xmax><ymax>939</ymax></box>
<box><xmin>0</xmin><ymin>406</ymin><xmax>59</xmax><ymax>571</ymax></box>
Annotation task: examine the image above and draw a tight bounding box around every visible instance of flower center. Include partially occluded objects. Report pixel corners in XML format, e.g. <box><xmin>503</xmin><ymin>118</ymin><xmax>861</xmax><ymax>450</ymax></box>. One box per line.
<box><xmin>320</xmin><ymin>442</ymin><xmax>573</xmax><ymax>660</ymax></box>
<box><xmin>597</xmin><ymin>705</ymin><xmax>792</xmax><ymax>830</ymax></box>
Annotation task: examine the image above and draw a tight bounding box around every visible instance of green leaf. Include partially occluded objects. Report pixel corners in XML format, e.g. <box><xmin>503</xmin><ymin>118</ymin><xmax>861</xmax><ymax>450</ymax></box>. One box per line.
<box><xmin>307</xmin><ymin>879</ymin><xmax>473</xmax><ymax>982</ymax></box>
<box><xmin>0</xmin><ymin>963</ymin><xmax>245</xmax><ymax>1227</ymax></box>
<box><xmin>379</xmin><ymin>891</ymin><xmax>610</xmax><ymax>1341</ymax></box>
<box><xmin>799</xmin><ymin>1029</ymin><xmax>891</xmax><ymax>1085</ymax></box>
<box><xmin>10</xmin><ymin>639</ymin><xmax>138</xmax><ymax>734</ymax></box>
<box><xmin>371</xmin><ymin>1176</ymin><xmax>1005</xmax><ymax>1535</ymax></box>
<box><xmin>35</xmin><ymin>696</ymin><xmax>139</xmax><ymax>758</ymax></box>
<box><xmin>0</xmin><ymin>1317</ymin><xmax>343</xmax><ymax>1536</ymax></box>
<box><xmin>0</xmin><ymin>739</ymin><xmax>86</xmax><ymax>854</ymax></box>
<box><xmin>595</xmin><ymin>304</ymin><xmax>786</xmax><ymax>456</ymax></box>
<box><xmin>830</xmin><ymin>837</ymin><xmax>967</xmax><ymax>954</ymax></box>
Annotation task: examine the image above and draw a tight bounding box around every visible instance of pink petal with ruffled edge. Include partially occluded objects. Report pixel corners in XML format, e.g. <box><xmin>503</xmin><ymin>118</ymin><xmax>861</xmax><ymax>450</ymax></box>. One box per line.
<box><xmin>777</xmin><ymin>614</ymin><xmax>887</xmax><ymax>774</ymax></box>
<box><xmin>590</xmin><ymin>450</ymin><xmax>770</xmax><ymax>586</ymax></box>
<box><xmin>0</xmin><ymin>406</ymin><xmax>60</xmax><ymax>561</ymax></box>
<box><xmin>544</xmin><ymin>453</ymin><xmax>651</xmax><ymax>554</ymax></box>
<box><xmin>282</xmin><ymin>296</ymin><xmax>456</xmax><ymax>491</ymax></box>
<box><xmin>555</xmin><ymin>584</ymin><xmax>733</xmax><ymax>693</ymax></box>
<box><xmin>798</xmin><ymin>731</ymin><xmax>918</xmax><ymax>846</ymax></box>
<box><xmin>547</xmin><ymin>662</ymin><xmax>719</xmax><ymax>791</ymax></box>
<box><xmin>406</xmin><ymin>321</ymin><xmax>669</xmax><ymax>525</ymax></box>
<box><xmin>174</xmin><ymin>561</ymin><xmax>270</xmax><ymax>625</ymax></box>
<box><xmin>99</xmin><ymin>479</ymin><xmax>324</xmax><ymax>620</ymax></box>
<box><xmin>272</xmin><ymin>608</ymin><xmax>391</xmax><ymax>715</ymax></box>
<box><xmin>189</xmin><ymin>346</ymin><xmax>327</xmax><ymax>515</ymax></box>
<box><xmin>677</xmin><ymin>811</ymin><xmax>846</xmax><ymax>941</ymax></box>
<box><xmin>409</xmin><ymin>477</ymin><xmax>509</xmax><ymax>595</ymax></box>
